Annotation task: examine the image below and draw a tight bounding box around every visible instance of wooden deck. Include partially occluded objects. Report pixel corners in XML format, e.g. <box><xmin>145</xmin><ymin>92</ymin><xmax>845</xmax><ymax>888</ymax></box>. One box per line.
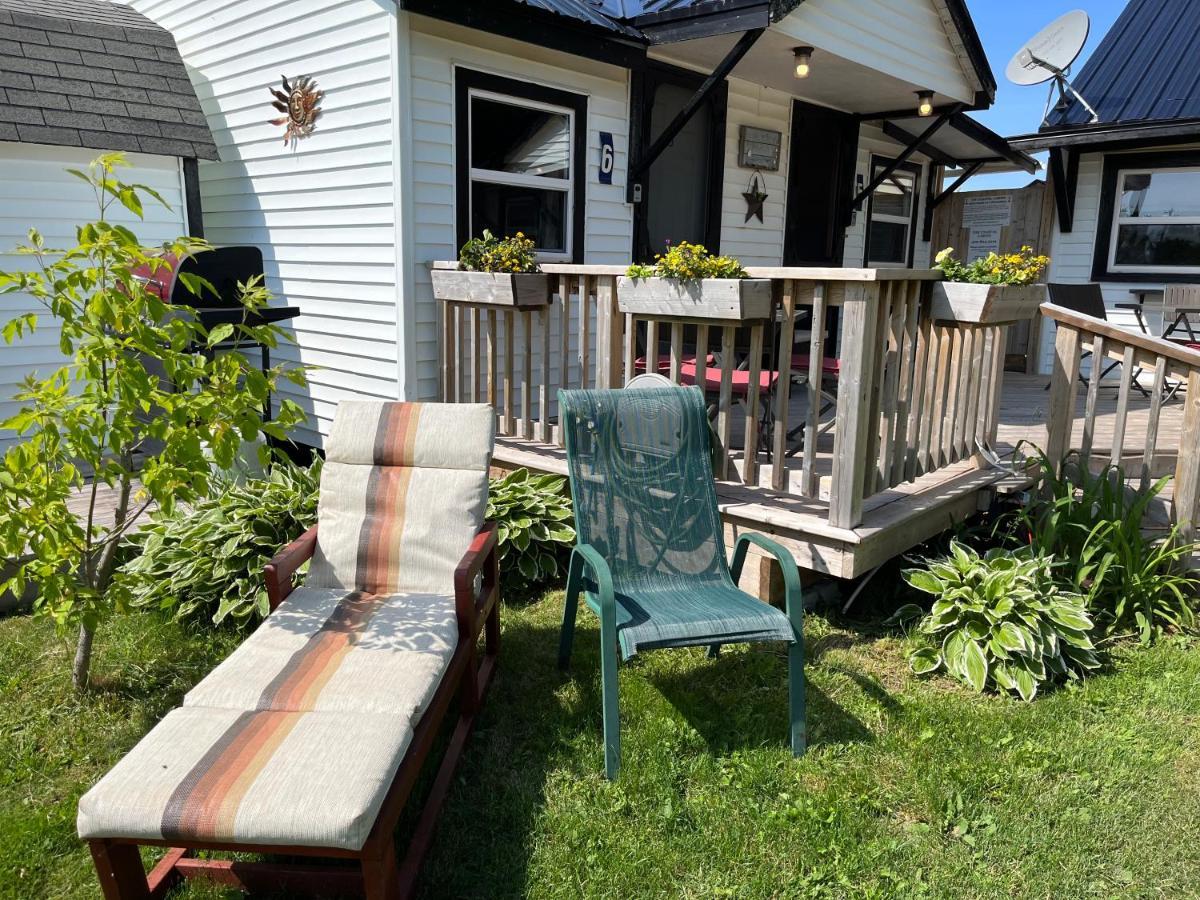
<box><xmin>492</xmin><ymin>372</ymin><xmax>1188</xmax><ymax>580</ymax></box>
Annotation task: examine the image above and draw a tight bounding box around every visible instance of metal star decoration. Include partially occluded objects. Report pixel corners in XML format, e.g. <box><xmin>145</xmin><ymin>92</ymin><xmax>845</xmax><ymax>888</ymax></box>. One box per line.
<box><xmin>269</xmin><ymin>74</ymin><xmax>324</xmax><ymax>146</ymax></box>
<box><xmin>743</xmin><ymin>171</ymin><xmax>768</xmax><ymax>224</ymax></box>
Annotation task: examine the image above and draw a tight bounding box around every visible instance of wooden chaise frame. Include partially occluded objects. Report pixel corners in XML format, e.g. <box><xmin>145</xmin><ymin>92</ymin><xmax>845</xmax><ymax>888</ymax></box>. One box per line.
<box><xmin>86</xmin><ymin>521</ymin><xmax>501</xmax><ymax>900</ymax></box>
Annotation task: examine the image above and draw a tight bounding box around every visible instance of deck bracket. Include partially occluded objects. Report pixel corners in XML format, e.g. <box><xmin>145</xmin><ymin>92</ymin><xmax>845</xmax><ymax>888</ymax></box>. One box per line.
<box><xmin>1048</xmin><ymin>146</ymin><xmax>1079</xmax><ymax>234</ymax></box>
<box><xmin>626</xmin><ymin>27</ymin><xmax>765</xmax><ymax>203</ymax></box>
<box><xmin>924</xmin><ymin>160</ymin><xmax>984</xmax><ymax>241</ymax></box>
<box><xmin>853</xmin><ymin>111</ymin><xmax>954</xmax><ymax>210</ymax></box>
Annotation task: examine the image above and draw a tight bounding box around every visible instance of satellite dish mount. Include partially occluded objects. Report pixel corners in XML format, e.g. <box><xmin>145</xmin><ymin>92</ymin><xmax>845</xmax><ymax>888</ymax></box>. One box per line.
<box><xmin>1005</xmin><ymin>10</ymin><xmax>1100</xmax><ymax>126</ymax></box>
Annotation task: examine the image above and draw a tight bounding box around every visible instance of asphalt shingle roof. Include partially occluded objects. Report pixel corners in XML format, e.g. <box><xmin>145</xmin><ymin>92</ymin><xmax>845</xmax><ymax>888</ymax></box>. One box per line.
<box><xmin>0</xmin><ymin>0</ymin><xmax>218</xmax><ymax>159</ymax></box>
<box><xmin>1045</xmin><ymin>0</ymin><xmax>1200</xmax><ymax>127</ymax></box>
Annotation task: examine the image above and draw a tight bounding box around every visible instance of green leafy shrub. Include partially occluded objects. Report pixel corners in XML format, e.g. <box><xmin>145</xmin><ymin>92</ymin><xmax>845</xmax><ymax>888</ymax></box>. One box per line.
<box><xmin>626</xmin><ymin>240</ymin><xmax>747</xmax><ymax>280</ymax></box>
<box><xmin>933</xmin><ymin>245</ymin><xmax>1049</xmax><ymax>285</ymax></box>
<box><xmin>458</xmin><ymin>229</ymin><xmax>538</xmax><ymax>274</ymax></box>
<box><xmin>1019</xmin><ymin>450</ymin><xmax>1199</xmax><ymax>644</ymax></box>
<box><xmin>488</xmin><ymin>468</ymin><xmax>575</xmax><ymax>594</ymax></box>
<box><xmin>901</xmin><ymin>541</ymin><xmax>1100</xmax><ymax>700</ymax></box>
<box><xmin>119</xmin><ymin>458</ymin><xmax>321</xmax><ymax>625</ymax></box>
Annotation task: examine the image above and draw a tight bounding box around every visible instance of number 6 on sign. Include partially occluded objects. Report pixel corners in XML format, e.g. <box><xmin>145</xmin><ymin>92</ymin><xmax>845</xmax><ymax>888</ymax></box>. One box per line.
<box><xmin>599</xmin><ymin>132</ymin><xmax>614</xmax><ymax>185</ymax></box>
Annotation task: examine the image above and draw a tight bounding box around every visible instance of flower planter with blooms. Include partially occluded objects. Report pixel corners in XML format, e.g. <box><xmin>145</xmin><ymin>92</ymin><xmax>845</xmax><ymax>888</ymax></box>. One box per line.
<box><xmin>618</xmin><ymin>241</ymin><xmax>772</xmax><ymax>321</ymax></box>
<box><xmin>431</xmin><ymin>230</ymin><xmax>551</xmax><ymax>307</ymax></box>
<box><xmin>930</xmin><ymin>246</ymin><xmax>1050</xmax><ymax>325</ymax></box>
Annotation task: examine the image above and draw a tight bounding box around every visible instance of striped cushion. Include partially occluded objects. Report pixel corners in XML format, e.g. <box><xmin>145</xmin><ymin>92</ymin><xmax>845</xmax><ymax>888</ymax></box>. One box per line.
<box><xmin>183</xmin><ymin>587</ymin><xmax>456</xmax><ymax>718</ymax></box>
<box><xmin>307</xmin><ymin>401</ymin><xmax>494</xmax><ymax>595</ymax></box>
<box><xmin>77</xmin><ymin>707</ymin><xmax>412</xmax><ymax>851</ymax></box>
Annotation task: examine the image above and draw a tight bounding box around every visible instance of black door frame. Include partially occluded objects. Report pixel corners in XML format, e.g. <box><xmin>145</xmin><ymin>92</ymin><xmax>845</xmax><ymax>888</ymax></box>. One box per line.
<box><xmin>783</xmin><ymin>98</ymin><xmax>859</xmax><ymax>267</ymax></box>
<box><xmin>629</xmin><ymin>60</ymin><xmax>727</xmax><ymax>262</ymax></box>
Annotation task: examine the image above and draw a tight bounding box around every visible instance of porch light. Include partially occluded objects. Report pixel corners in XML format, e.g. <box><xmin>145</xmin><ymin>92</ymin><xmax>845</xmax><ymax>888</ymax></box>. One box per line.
<box><xmin>916</xmin><ymin>90</ymin><xmax>934</xmax><ymax>117</ymax></box>
<box><xmin>793</xmin><ymin>46</ymin><xmax>813</xmax><ymax>79</ymax></box>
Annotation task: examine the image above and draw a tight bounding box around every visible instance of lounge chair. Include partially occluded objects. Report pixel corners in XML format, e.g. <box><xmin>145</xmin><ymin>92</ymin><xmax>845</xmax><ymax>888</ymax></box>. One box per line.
<box><xmin>77</xmin><ymin>401</ymin><xmax>499</xmax><ymax>900</ymax></box>
<box><xmin>557</xmin><ymin>386</ymin><xmax>806</xmax><ymax>779</ymax></box>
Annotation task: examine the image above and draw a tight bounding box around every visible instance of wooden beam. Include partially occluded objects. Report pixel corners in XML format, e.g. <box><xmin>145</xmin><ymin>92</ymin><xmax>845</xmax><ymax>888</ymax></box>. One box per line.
<box><xmin>853</xmin><ymin>112</ymin><xmax>953</xmax><ymax>209</ymax></box>
<box><xmin>881</xmin><ymin>120</ymin><xmax>957</xmax><ymax>167</ymax></box>
<box><xmin>1048</xmin><ymin>147</ymin><xmax>1077</xmax><ymax>234</ymax></box>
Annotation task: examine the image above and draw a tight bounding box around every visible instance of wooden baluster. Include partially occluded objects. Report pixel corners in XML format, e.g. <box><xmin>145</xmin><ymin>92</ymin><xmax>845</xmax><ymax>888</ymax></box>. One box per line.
<box><xmin>771</xmin><ymin>280</ymin><xmax>797</xmax><ymax>492</ymax></box>
<box><xmin>906</xmin><ymin>310</ymin><xmax>932</xmax><ymax>481</ymax></box>
<box><xmin>1141</xmin><ymin>356</ymin><xmax>1167</xmax><ymax>490</ymax></box>
<box><xmin>1173</xmin><ymin>369</ymin><xmax>1200</xmax><ymax>541</ymax></box>
<box><xmin>669</xmin><ymin>323</ymin><xmax>684</xmax><ymax>383</ymax></box>
<box><xmin>502</xmin><ymin>310</ymin><xmax>514</xmax><ymax>435</ymax></box>
<box><xmin>521</xmin><ymin>309</ymin><xmax>532</xmax><ymax>440</ymax></box>
<box><xmin>645</xmin><ymin>319</ymin><xmax>660</xmax><ymax>378</ymax></box>
<box><xmin>594</xmin><ymin>275</ymin><xmax>622</xmax><ymax>389</ymax></box>
<box><xmin>540</xmin><ymin>303</ymin><xmax>552</xmax><ymax>443</ymax></box>
<box><xmin>624</xmin><ymin>316</ymin><xmax>637</xmax><ymax>385</ymax></box>
<box><xmin>891</xmin><ymin>281</ymin><xmax>921</xmax><ymax>486</ymax></box>
<box><xmin>469</xmin><ymin>307</ymin><xmax>481</xmax><ymax>403</ymax></box>
<box><xmin>579</xmin><ymin>276</ymin><xmax>591</xmax><ymax>390</ymax></box>
<box><xmin>456</xmin><ymin>305</ymin><xmax>467</xmax><ymax>403</ymax></box>
<box><xmin>1045</xmin><ymin>323</ymin><xmax>1083</xmax><ymax>473</ymax></box>
<box><xmin>486</xmin><ymin>309</ymin><xmax>498</xmax><ymax>411</ymax></box>
<box><xmin>877</xmin><ymin>283</ymin><xmax>906</xmax><ymax>491</ymax></box>
<box><xmin>696</xmin><ymin>323</ymin><xmax>710</xmax><ymax>398</ymax></box>
<box><xmin>983</xmin><ymin>324</ymin><xmax>1006</xmax><ymax>447</ymax></box>
<box><xmin>441</xmin><ymin>302</ymin><xmax>456</xmax><ymax>403</ymax></box>
<box><xmin>829</xmin><ymin>282</ymin><xmax>882</xmax><ymax>530</ymax></box>
<box><xmin>743</xmin><ymin>323</ymin><xmax>763</xmax><ymax>486</ymax></box>
<box><xmin>1110</xmin><ymin>344</ymin><xmax>1136</xmax><ymax>467</ymax></box>
<box><xmin>802</xmin><ymin>284</ymin><xmax>827</xmax><ymax>498</ymax></box>
<box><xmin>959</xmin><ymin>327</ymin><xmax>984</xmax><ymax>458</ymax></box>
<box><xmin>1080</xmin><ymin>334</ymin><xmax>1106</xmax><ymax>461</ymax></box>
<box><xmin>927</xmin><ymin>325</ymin><xmax>952</xmax><ymax>469</ymax></box>
<box><xmin>558</xmin><ymin>276</ymin><xmax>571</xmax><ymax>447</ymax></box>
<box><xmin>946</xmin><ymin>327</ymin><xmax>968</xmax><ymax>464</ymax></box>
<box><xmin>717</xmin><ymin>325</ymin><xmax>736</xmax><ymax>481</ymax></box>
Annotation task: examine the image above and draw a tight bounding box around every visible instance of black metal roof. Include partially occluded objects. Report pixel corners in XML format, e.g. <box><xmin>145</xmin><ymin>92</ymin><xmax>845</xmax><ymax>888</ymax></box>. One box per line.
<box><xmin>1046</xmin><ymin>0</ymin><xmax>1200</xmax><ymax>127</ymax></box>
<box><xmin>0</xmin><ymin>0</ymin><xmax>218</xmax><ymax>159</ymax></box>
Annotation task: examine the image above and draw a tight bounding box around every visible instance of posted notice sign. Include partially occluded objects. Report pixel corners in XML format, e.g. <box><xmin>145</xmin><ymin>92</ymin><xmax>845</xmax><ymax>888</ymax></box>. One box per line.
<box><xmin>967</xmin><ymin>226</ymin><xmax>1003</xmax><ymax>262</ymax></box>
<box><xmin>961</xmin><ymin>195</ymin><xmax>1012</xmax><ymax>229</ymax></box>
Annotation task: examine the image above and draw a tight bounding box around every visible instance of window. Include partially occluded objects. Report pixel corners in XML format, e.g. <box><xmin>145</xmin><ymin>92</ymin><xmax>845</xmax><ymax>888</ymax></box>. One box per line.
<box><xmin>864</xmin><ymin>157</ymin><xmax>920</xmax><ymax>267</ymax></box>
<box><xmin>455</xmin><ymin>69</ymin><xmax>587</xmax><ymax>262</ymax></box>
<box><xmin>1094</xmin><ymin>150</ymin><xmax>1200</xmax><ymax>282</ymax></box>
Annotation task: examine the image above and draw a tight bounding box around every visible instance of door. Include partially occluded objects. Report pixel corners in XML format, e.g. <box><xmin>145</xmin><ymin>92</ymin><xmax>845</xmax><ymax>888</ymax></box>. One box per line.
<box><xmin>632</xmin><ymin>65</ymin><xmax>726</xmax><ymax>262</ymax></box>
<box><xmin>783</xmin><ymin>100</ymin><xmax>859</xmax><ymax>266</ymax></box>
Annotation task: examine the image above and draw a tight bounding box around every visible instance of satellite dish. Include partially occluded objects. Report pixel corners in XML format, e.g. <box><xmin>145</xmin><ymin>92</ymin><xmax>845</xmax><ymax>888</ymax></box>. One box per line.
<box><xmin>1006</xmin><ymin>10</ymin><xmax>1099</xmax><ymax>124</ymax></box>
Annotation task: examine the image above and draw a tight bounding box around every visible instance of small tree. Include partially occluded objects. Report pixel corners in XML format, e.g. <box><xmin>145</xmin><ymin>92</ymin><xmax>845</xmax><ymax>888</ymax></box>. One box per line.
<box><xmin>0</xmin><ymin>154</ymin><xmax>308</xmax><ymax>690</ymax></box>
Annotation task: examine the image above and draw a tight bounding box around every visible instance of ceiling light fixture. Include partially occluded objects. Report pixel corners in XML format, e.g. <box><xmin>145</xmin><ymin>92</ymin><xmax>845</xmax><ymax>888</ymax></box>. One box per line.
<box><xmin>793</xmin><ymin>46</ymin><xmax>813</xmax><ymax>79</ymax></box>
<box><xmin>916</xmin><ymin>90</ymin><xmax>934</xmax><ymax>117</ymax></box>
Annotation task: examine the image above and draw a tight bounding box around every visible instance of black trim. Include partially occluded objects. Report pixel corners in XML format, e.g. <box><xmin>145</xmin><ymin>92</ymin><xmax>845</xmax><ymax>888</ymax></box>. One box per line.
<box><xmin>635</xmin><ymin>2</ymin><xmax>770</xmax><ymax>43</ymax></box>
<box><xmin>863</xmin><ymin>155</ymin><xmax>921</xmax><ymax>268</ymax></box>
<box><xmin>1011</xmin><ymin>121</ymin><xmax>1200</xmax><ymax>153</ymax></box>
<box><xmin>1048</xmin><ymin>147</ymin><xmax>1077</xmax><ymax>234</ymax></box>
<box><xmin>630</xmin><ymin>61</ymin><xmax>727</xmax><ymax>261</ymax></box>
<box><xmin>946</xmin><ymin>113</ymin><xmax>1038</xmax><ymax>174</ymax></box>
<box><xmin>881</xmin><ymin>120</ymin><xmax>957</xmax><ymax>167</ymax></box>
<box><xmin>402</xmin><ymin>0</ymin><xmax>647</xmax><ymax>68</ymax></box>
<box><xmin>182</xmin><ymin>157</ymin><xmax>204</xmax><ymax>239</ymax></box>
<box><xmin>454</xmin><ymin>68</ymin><xmax>588</xmax><ymax>263</ymax></box>
<box><xmin>1091</xmin><ymin>148</ymin><xmax>1200</xmax><ymax>283</ymax></box>
<box><xmin>941</xmin><ymin>0</ymin><xmax>997</xmax><ymax>98</ymax></box>
<box><xmin>853</xmin><ymin>112</ymin><xmax>952</xmax><ymax>208</ymax></box>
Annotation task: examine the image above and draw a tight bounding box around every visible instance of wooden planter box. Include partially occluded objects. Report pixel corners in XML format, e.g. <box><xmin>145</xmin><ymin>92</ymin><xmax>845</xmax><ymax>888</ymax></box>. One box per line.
<box><xmin>430</xmin><ymin>269</ymin><xmax>551</xmax><ymax>307</ymax></box>
<box><xmin>616</xmin><ymin>277</ymin><xmax>773</xmax><ymax>321</ymax></box>
<box><xmin>931</xmin><ymin>282</ymin><xmax>1046</xmax><ymax>325</ymax></box>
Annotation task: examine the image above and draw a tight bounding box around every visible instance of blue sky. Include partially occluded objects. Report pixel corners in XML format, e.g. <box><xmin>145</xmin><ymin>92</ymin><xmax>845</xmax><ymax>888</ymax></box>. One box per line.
<box><xmin>960</xmin><ymin>0</ymin><xmax>1127</xmax><ymax>190</ymax></box>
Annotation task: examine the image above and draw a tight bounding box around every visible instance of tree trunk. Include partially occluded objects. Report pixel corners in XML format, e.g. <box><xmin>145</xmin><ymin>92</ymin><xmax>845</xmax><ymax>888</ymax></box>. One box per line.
<box><xmin>73</xmin><ymin>623</ymin><xmax>94</xmax><ymax>692</ymax></box>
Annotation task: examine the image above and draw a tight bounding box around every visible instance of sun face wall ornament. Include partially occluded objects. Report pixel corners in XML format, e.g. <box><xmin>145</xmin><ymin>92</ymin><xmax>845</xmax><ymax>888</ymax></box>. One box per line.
<box><xmin>269</xmin><ymin>75</ymin><xmax>323</xmax><ymax>146</ymax></box>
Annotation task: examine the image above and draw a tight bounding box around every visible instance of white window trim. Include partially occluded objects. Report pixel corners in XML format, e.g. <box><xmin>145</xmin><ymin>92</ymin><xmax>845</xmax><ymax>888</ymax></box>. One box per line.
<box><xmin>866</xmin><ymin>164</ymin><xmax>918</xmax><ymax>269</ymax></box>
<box><xmin>467</xmin><ymin>87</ymin><xmax>575</xmax><ymax>262</ymax></box>
<box><xmin>1107</xmin><ymin>164</ymin><xmax>1200</xmax><ymax>275</ymax></box>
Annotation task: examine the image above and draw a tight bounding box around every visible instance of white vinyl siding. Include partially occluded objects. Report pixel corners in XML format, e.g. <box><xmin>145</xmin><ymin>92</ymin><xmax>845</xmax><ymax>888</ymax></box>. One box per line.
<box><xmin>0</xmin><ymin>144</ymin><xmax>186</xmax><ymax>452</ymax></box>
<box><xmin>407</xmin><ymin>19</ymin><xmax>632</xmax><ymax>400</ymax></box>
<box><xmin>126</xmin><ymin>0</ymin><xmax>402</xmax><ymax>446</ymax></box>
<box><xmin>1035</xmin><ymin>147</ymin><xmax>1200</xmax><ymax>374</ymax></box>
<box><xmin>718</xmin><ymin>80</ymin><xmax>791</xmax><ymax>266</ymax></box>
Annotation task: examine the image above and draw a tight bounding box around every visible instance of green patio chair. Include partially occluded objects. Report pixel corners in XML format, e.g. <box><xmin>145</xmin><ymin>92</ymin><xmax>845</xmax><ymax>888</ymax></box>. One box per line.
<box><xmin>557</xmin><ymin>386</ymin><xmax>806</xmax><ymax>779</ymax></box>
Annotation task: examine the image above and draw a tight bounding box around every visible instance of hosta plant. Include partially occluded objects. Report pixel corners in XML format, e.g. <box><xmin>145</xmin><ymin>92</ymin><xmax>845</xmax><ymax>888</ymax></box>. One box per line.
<box><xmin>901</xmin><ymin>541</ymin><xmax>1100</xmax><ymax>701</ymax></box>
<box><xmin>118</xmin><ymin>458</ymin><xmax>321</xmax><ymax>626</ymax></box>
<box><xmin>487</xmin><ymin>468</ymin><xmax>575</xmax><ymax>593</ymax></box>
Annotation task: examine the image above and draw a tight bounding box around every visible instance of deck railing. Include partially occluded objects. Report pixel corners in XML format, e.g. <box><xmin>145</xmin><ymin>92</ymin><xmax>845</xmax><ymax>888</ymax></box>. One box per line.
<box><xmin>1043</xmin><ymin>303</ymin><xmax>1200</xmax><ymax>539</ymax></box>
<box><xmin>435</xmin><ymin>263</ymin><xmax>1030</xmax><ymax>530</ymax></box>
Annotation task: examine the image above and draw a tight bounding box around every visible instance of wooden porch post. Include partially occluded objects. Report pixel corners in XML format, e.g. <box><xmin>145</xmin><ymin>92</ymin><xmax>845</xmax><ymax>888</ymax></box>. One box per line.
<box><xmin>594</xmin><ymin>275</ymin><xmax>624</xmax><ymax>389</ymax></box>
<box><xmin>1174</xmin><ymin>369</ymin><xmax>1200</xmax><ymax>541</ymax></box>
<box><xmin>1044</xmin><ymin>322</ymin><xmax>1082</xmax><ymax>473</ymax></box>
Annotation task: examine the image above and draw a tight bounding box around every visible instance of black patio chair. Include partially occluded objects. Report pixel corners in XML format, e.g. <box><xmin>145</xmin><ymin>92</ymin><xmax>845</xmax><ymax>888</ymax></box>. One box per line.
<box><xmin>1045</xmin><ymin>283</ymin><xmax>1149</xmax><ymax>397</ymax></box>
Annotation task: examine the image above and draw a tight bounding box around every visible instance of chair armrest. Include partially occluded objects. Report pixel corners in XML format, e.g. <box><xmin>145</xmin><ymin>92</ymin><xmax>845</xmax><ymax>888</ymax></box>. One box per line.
<box><xmin>1113</xmin><ymin>303</ymin><xmax>1142</xmax><ymax>311</ymax></box>
<box><xmin>730</xmin><ymin>532</ymin><xmax>804</xmax><ymax>625</ymax></box>
<box><xmin>454</xmin><ymin>522</ymin><xmax>500</xmax><ymax>640</ymax></box>
<box><xmin>263</xmin><ymin>525</ymin><xmax>318</xmax><ymax>612</ymax></box>
<box><xmin>568</xmin><ymin>544</ymin><xmax>616</xmax><ymax>614</ymax></box>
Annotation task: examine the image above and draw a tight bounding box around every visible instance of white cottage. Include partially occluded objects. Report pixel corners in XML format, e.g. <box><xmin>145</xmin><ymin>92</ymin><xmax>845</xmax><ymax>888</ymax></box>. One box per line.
<box><xmin>11</xmin><ymin>0</ymin><xmax>1036</xmax><ymax>448</ymax></box>
<box><xmin>1009</xmin><ymin>0</ymin><xmax>1200</xmax><ymax>373</ymax></box>
<box><xmin>0</xmin><ymin>0</ymin><xmax>218</xmax><ymax>450</ymax></box>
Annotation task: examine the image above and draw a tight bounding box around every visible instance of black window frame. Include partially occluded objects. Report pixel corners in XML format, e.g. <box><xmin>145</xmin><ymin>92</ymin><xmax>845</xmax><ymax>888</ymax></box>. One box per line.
<box><xmin>863</xmin><ymin>154</ymin><xmax>921</xmax><ymax>268</ymax></box>
<box><xmin>454</xmin><ymin>67</ymin><xmax>588</xmax><ymax>263</ymax></box>
<box><xmin>1092</xmin><ymin>148</ymin><xmax>1200</xmax><ymax>283</ymax></box>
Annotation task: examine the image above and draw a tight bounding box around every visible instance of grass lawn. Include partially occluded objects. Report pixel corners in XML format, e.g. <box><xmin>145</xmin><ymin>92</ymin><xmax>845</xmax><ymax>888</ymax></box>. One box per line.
<box><xmin>2</xmin><ymin>591</ymin><xmax>1199</xmax><ymax>899</ymax></box>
